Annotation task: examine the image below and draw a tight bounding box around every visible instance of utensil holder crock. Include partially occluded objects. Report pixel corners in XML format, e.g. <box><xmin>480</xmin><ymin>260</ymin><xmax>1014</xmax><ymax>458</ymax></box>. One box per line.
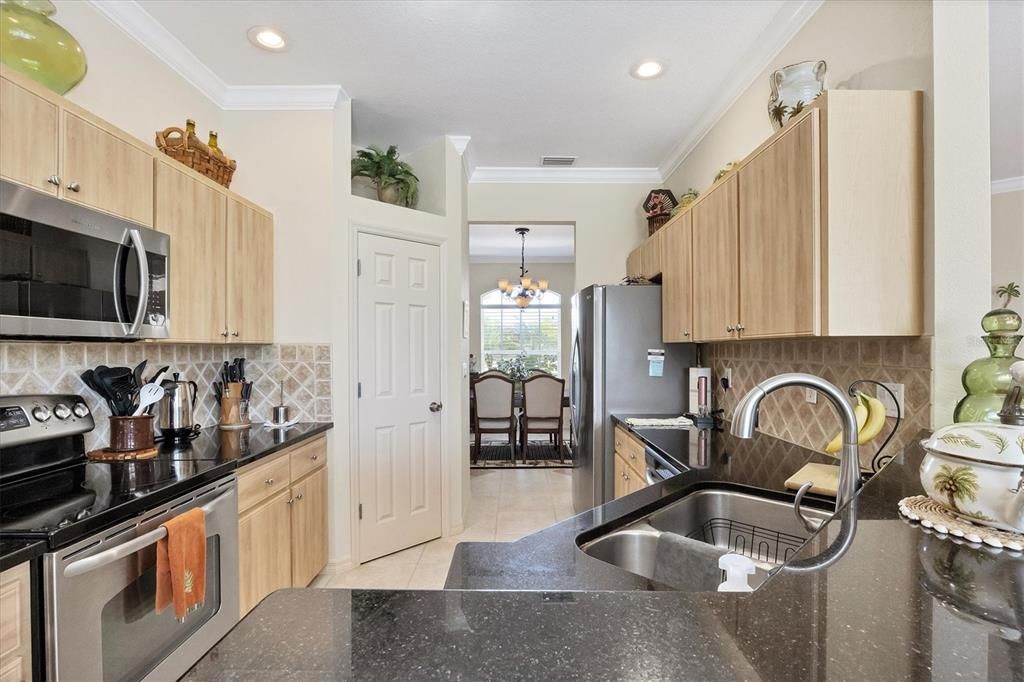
<box><xmin>109</xmin><ymin>415</ymin><xmax>155</xmax><ymax>451</ymax></box>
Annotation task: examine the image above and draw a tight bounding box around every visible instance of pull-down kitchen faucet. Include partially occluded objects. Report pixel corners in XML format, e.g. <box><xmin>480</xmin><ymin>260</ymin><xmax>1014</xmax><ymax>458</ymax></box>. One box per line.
<box><xmin>730</xmin><ymin>373</ymin><xmax>861</xmax><ymax>522</ymax></box>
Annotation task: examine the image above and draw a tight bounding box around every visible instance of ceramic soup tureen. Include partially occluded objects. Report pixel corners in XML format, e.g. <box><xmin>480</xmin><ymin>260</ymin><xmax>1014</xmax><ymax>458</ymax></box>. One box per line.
<box><xmin>920</xmin><ymin>423</ymin><xmax>1024</xmax><ymax>533</ymax></box>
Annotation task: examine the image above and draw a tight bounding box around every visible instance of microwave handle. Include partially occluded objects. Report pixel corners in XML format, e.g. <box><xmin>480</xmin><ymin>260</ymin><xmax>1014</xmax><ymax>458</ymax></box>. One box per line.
<box><xmin>126</xmin><ymin>228</ymin><xmax>150</xmax><ymax>337</ymax></box>
<box><xmin>62</xmin><ymin>488</ymin><xmax>233</xmax><ymax>579</ymax></box>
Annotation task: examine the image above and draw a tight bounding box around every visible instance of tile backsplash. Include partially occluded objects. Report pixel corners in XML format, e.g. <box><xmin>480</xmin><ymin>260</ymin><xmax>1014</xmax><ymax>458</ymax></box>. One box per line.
<box><xmin>704</xmin><ymin>337</ymin><xmax>932</xmax><ymax>470</ymax></box>
<box><xmin>0</xmin><ymin>342</ymin><xmax>332</xmax><ymax>451</ymax></box>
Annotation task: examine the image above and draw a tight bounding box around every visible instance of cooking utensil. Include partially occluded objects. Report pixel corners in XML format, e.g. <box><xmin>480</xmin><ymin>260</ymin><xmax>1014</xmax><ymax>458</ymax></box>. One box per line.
<box><xmin>132</xmin><ymin>383</ymin><xmax>164</xmax><ymax>417</ymax></box>
<box><xmin>132</xmin><ymin>360</ymin><xmax>147</xmax><ymax>392</ymax></box>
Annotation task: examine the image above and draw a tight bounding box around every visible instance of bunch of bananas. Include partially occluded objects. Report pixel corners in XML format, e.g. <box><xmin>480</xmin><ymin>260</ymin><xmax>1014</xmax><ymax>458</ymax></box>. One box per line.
<box><xmin>823</xmin><ymin>392</ymin><xmax>887</xmax><ymax>454</ymax></box>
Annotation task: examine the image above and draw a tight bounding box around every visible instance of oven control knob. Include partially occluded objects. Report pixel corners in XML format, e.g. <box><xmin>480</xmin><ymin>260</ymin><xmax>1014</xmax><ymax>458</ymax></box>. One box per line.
<box><xmin>32</xmin><ymin>405</ymin><xmax>52</xmax><ymax>422</ymax></box>
<box><xmin>72</xmin><ymin>402</ymin><xmax>90</xmax><ymax>418</ymax></box>
<box><xmin>53</xmin><ymin>403</ymin><xmax>72</xmax><ymax>420</ymax></box>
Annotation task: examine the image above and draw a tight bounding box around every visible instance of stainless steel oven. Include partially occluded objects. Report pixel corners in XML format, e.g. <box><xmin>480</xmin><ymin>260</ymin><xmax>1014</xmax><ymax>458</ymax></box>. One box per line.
<box><xmin>43</xmin><ymin>477</ymin><xmax>238</xmax><ymax>681</ymax></box>
<box><xmin>0</xmin><ymin>180</ymin><xmax>169</xmax><ymax>339</ymax></box>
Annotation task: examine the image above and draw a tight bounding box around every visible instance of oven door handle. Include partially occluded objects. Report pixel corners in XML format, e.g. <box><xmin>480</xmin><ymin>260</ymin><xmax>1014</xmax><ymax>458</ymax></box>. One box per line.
<box><xmin>125</xmin><ymin>228</ymin><xmax>150</xmax><ymax>337</ymax></box>
<box><xmin>63</xmin><ymin>488</ymin><xmax>233</xmax><ymax>579</ymax></box>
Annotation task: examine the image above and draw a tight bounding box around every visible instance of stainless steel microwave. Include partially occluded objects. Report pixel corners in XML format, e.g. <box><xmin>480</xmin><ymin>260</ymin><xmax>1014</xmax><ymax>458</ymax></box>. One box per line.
<box><xmin>0</xmin><ymin>180</ymin><xmax>169</xmax><ymax>340</ymax></box>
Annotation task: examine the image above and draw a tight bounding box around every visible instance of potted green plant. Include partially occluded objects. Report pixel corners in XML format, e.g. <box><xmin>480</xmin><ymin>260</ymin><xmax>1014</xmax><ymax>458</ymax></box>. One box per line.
<box><xmin>351</xmin><ymin>144</ymin><xmax>419</xmax><ymax>207</ymax></box>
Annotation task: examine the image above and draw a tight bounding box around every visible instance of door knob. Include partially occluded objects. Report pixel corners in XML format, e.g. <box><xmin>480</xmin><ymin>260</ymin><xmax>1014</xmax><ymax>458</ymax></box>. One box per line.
<box><xmin>429</xmin><ymin>402</ymin><xmax>443</xmax><ymax>413</ymax></box>
<box><xmin>66</xmin><ymin>181</ymin><xmax>80</xmax><ymax>192</ymax></box>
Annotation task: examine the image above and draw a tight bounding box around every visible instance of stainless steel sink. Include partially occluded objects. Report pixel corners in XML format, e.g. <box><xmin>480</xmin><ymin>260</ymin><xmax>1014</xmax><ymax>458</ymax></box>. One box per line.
<box><xmin>579</xmin><ymin>488</ymin><xmax>832</xmax><ymax>590</ymax></box>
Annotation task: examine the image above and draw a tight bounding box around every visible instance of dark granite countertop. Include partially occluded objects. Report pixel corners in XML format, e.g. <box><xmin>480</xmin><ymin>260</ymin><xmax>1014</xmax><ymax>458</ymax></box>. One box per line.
<box><xmin>0</xmin><ymin>422</ymin><xmax>333</xmax><ymax>554</ymax></box>
<box><xmin>187</xmin><ymin>418</ymin><xmax>1024</xmax><ymax>680</ymax></box>
<box><xmin>0</xmin><ymin>538</ymin><xmax>45</xmax><ymax>572</ymax></box>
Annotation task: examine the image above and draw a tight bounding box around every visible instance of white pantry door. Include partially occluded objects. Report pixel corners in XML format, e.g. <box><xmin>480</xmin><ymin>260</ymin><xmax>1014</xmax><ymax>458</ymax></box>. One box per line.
<box><xmin>357</xmin><ymin>232</ymin><xmax>443</xmax><ymax>562</ymax></box>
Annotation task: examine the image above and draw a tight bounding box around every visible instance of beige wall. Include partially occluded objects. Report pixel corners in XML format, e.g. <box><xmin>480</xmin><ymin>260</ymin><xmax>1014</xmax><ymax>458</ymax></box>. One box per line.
<box><xmin>468</xmin><ymin>183</ymin><xmax>647</xmax><ymax>293</ymax></box>
<box><xmin>469</xmin><ymin>262</ymin><xmax>574</xmax><ymax>376</ymax></box>
<box><xmin>992</xmin><ymin>190</ymin><xmax>1024</xmax><ymax>309</ymax></box>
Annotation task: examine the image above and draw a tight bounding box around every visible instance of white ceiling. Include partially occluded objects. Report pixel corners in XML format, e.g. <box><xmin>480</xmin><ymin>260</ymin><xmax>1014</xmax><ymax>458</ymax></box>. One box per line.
<box><xmin>130</xmin><ymin>0</ymin><xmax>819</xmax><ymax>175</ymax></box>
<box><xmin>990</xmin><ymin>0</ymin><xmax>1024</xmax><ymax>183</ymax></box>
<box><xmin>469</xmin><ymin>224</ymin><xmax>575</xmax><ymax>263</ymax></box>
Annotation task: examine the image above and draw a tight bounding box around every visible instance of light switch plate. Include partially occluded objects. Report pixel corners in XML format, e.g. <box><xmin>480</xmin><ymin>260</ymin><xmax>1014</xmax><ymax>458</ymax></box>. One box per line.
<box><xmin>878</xmin><ymin>383</ymin><xmax>904</xmax><ymax>418</ymax></box>
<box><xmin>723</xmin><ymin>367</ymin><xmax>733</xmax><ymax>389</ymax></box>
<box><xmin>805</xmin><ymin>388</ymin><xmax>817</xmax><ymax>404</ymax></box>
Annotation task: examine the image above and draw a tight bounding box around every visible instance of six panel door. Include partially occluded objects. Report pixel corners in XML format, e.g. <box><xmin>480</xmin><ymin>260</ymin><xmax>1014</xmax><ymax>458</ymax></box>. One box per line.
<box><xmin>154</xmin><ymin>162</ymin><xmax>227</xmax><ymax>342</ymax></box>
<box><xmin>691</xmin><ymin>176</ymin><xmax>740</xmax><ymax>342</ymax></box>
<box><xmin>0</xmin><ymin>77</ymin><xmax>59</xmax><ymax>194</ymax></box>
<box><xmin>356</xmin><ymin>232</ymin><xmax>443</xmax><ymax>562</ymax></box>
<box><xmin>226</xmin><ymin>198</ymin><xmax>274</xmax><ymax>343</ymax></box>
<box><xmin>738</xmin><ymin>112</ymin><xmax>820</xmax><ymax>337</ymax></box>
<box><xmin>61</xmin><ymin>111</ymin><xmax>154</xmax><ymax>225</ymax></box>
<box><xmin>661</xmin><ymin>212</ymin><xmax>694</xmax><ymax>342</ymax></box>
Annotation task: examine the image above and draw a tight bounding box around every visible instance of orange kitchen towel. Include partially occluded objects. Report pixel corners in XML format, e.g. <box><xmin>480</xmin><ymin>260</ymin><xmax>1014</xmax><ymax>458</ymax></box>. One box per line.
<box><xmin>155</xmin><ymin>507</ymin><xmax>206</xmax><ymax>620</ymax></box>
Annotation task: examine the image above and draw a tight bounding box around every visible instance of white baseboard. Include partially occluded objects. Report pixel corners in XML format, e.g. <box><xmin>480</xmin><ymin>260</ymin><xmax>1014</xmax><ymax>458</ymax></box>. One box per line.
<box><xmin>316</xmin><ymin>559</ymin><xmax>354</xmax><ymax>582</ymax></box>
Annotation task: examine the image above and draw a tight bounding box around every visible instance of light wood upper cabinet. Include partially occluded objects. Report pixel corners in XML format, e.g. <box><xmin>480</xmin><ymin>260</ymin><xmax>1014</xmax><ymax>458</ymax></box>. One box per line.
<box><xmin>155</xmin><ymin>162</ymin><xmax>227</xmax><ymax>342</ymax></box>
<box><xmin>0</xmin><ymin>78</ymin><xmax>59</xmax><ymax>194</ymax></box>
<box><xmin>239</xmin><ymin>489</ymin><xmax>293</xmax><ymax>617</ymax></box>
<box><xmin>291</xmin><ymin>465</ymin><xmax>328</xmax><ymax>588</ymax></box>
<box><xmin>739</xmin><ymin>113</ymin><xmax>819</xmax><ymax>338</ymax></box>
<box><xmin>692</xmin><ymin>176</ymin><xmax>740</xmax><ymax>342</ymax></box>
<box><xmin>626</xmin><ymin>247</ymin><xmax>642</xmax><ymax>279</ymax></box>
<box><xmin>62</xmin><ymin>111</ymin><xmax>154</xmax><ymax>226</ymax></box>
<box><xmin>640</xmin><ymin>229</ymin><xmax>664</xmax><ymax>280</ymax></box>
<box><xmin>227</xmin><ymin>199</ymin><xmax>274</xmax><ymax>343</ymax></box>
<box><xmin>661</xmin><ymin>212</ymin><xmax>693</xmax><ymax>343</ymax></box>
<box><xmin>0</xmin><ymin>562</ymin><xmax>31</xmax><ymax>682</ymax></box>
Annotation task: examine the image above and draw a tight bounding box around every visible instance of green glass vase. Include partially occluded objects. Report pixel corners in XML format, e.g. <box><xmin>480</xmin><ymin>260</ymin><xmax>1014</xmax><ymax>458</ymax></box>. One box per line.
<box><xmin>953</xmin><ymin>307</ymin><xmax>1023</xmax><ymax>423</ymax></box>
<box><xmin>1</xmin><ymin>0</ymin><xmax>86</xmax><ymax>95</ymax></box>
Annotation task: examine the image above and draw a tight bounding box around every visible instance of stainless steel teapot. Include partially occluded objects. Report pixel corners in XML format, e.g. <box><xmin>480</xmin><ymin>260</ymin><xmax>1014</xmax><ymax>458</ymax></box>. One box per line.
<box><xmin>158</xmin><ymin>373</ymin><xmax>200</xmax><ymax>439</ymax></box>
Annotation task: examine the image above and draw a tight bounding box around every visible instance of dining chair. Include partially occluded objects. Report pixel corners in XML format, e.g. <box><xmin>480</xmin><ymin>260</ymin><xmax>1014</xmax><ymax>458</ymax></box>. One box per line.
<box><xmin>526</xmin><ymin>368</ymin><xmax>552</xmax><ymax>377</ymax></box>
<box><xmin>519</xmin><ymin>374</ymin><xmax>566</xmax><ymax>460</ymax></box>
<box><xmin>472</xmin><ymin>374</ymin><xmax>517</xmax><ymax>464</ymax></box>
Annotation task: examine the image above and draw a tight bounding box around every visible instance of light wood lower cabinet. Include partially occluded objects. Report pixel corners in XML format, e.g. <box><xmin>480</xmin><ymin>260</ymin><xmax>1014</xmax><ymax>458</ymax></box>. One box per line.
<box><xmin>0</xmin><ymin>562</ymin><xmax>31</xmax><ymax>682</ymax></box>
<box><xmin>0</xmin><ymin>78</ymin><xmax>58</xmax><ymax>195</ymax></box>
<box><xmin>62</xmin><ymin>111</ymin><xmax>154</xmax><ymax>226</ymax></box>
<box><xmin>238</xmin><ymin>435</ymin><xmax>328</xmax><ymax>617</ymax></box>
<box><xmin>612</xmin><ymin>425</ymin><xmax>648</xmax><ymax>499</ymax></box>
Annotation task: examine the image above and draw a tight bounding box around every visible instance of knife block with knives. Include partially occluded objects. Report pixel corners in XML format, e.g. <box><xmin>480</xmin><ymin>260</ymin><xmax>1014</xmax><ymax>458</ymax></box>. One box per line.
<box><xmin>216</xmin><ymin>358</ymin><xmax>253</xmax><ymax>429</ymax></box>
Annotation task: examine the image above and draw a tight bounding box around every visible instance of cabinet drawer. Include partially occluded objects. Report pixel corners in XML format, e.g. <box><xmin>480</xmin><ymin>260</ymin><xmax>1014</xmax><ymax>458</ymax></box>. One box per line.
<box><xmin>238</xmin><ymin>454</ymin><xmax>291</xmax><ymax>512</ymax></box>
<box><xmin>614</xmin><ymin>427</ymin><xmax>646</xmax><ymax>477</ymax></box>
<box><xmin>289</xmin><ymin>436</ymin><xmax>326</xmax><ymax>482</ymax></box>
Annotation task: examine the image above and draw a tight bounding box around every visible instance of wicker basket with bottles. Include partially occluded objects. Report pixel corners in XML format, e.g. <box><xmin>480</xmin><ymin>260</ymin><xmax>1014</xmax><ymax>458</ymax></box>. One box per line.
<box><xmin>155</xmin><ymin>120</ymin><xmax>237</xmax><ymax>188</ymax></box>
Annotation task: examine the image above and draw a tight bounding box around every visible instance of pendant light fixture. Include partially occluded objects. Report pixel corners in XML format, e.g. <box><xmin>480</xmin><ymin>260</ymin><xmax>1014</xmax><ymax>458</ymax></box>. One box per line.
<box><xmin>497</xmin><ymin>227</ymin><xmax>548</xmax><ymax>308</ymax></box>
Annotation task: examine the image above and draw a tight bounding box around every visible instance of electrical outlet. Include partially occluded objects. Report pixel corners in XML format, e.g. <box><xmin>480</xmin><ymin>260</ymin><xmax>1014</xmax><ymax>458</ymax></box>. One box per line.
<box><xmin>722</xmin><ymin>367</ymin><xmax>733</xmax><ymax>390</ymax></box>
<box><xmin>878</xmin><ymin>383</ymin><xmax>904</xmax><ymax>418</ymax></box>
<box><xmin>805</xmin><ymin>388</ymin><xmax>817</xmax><ymax>404</ymax></box>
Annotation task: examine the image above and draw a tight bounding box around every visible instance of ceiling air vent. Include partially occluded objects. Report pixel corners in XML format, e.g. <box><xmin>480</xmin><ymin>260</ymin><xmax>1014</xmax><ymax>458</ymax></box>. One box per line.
<box><xmin>540</xmin><ymin>156</ymin><xmax>577</xmax><ymax>167</ymax></box>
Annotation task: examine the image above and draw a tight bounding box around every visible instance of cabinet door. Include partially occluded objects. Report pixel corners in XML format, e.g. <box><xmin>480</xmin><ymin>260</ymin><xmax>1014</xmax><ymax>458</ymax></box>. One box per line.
<box><xmin>614</xmin><ymin>453</ymin><xmax>641</xmax><ymax>499</ymax></box>
<box><xmin>62</xmin><ymin>112</ymin><xmax>154</xmax><ymax>225</ymax></box>
<box><xmin>291</xmin><ymin>466</ymin><xmax>328</xmax><ymax>587</ymax></box>
<box><xmin>739</xmin><ymin>113</ymin><xmax>819</xmax><ymax>337</ymax></box>
<box><xmin>0</xmin><ymin>77</ymin><xmax>59</xmax><ymax>194</ymax></box>
<box><xmin>640</xmin><ymin>231</ymin><xmax>663</xmax><ymax>280</ymax></box>
<box><xmin>154</xmin><ymin>163</ymin><xmax>227</xmax><ymax>342</ymax></box>
<box><xmin>626</xmin><ymin>247</ymin><xmax>642</xmax><ymax>279</ymax></box>
<box><xmin>691</xmin><ymin>175</ymin><xmax>739</xmax><ymax>342</ymax></box>
<box><xmin>0</xmin><ymin>562</ymin><xmax>31</xmax><ymax>682</ymax></box>
<box><xmin>226</xmin><ymin>199</ymin><xmax>274</xmax><ymax>343</ymax></box>
<box><xmin>239</xmin><ymin>490</ymin><xmax>292</xmax><ymax>617</ymax></box>
<box><xmin>662</xmin><ymin>213</ymin><xmax>693</xmax><ymax>342</ymax></box>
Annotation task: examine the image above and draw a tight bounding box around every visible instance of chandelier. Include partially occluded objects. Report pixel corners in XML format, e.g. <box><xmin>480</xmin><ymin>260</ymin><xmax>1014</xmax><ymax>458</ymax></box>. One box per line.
<box><xmin>498</xmin><ymin>227</ymin><xmax>548</xmax><ymax>308</ymax></box>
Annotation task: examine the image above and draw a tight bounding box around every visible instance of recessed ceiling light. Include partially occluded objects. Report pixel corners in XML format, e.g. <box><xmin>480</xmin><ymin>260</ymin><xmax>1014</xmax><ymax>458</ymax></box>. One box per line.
<box><xmin>632</xmin><ymin>61</ymin><xmax>664</xmax><ymax>79</ymax></box>
<box><xmin>247</xmin><ymin>26</ymin><xmax>287</xmax><ymax>51</ymax></box>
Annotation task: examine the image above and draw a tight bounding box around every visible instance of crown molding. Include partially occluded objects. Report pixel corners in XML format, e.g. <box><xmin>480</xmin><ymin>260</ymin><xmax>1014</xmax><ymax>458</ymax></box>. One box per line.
<box><xmin>88</xmin><ymin>0</ymin><xmax>346</xmax><ymax>110</ymax></box>
<box><xmin>992</xmin><ymin>176</ymin><xmax>1024</xmax><ymax>194</ymax></box>
<box><xmin>657</xmin><ymin>0</ymin><xmax>824</xmax><ymax>180</ymax></box>
<box><xmin>447</xmin><ymin>135</ymin><xmax>474</xmax><ymax>178</ymax></box>
<box><xmin>470</xmin><ymin>166</ymin><xmax>662</xmax><ymax>184</ymax></box>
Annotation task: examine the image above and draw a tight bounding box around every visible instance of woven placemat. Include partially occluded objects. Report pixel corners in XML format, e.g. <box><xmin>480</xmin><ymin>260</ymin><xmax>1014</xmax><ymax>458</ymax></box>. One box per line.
<box><xmin>87</xmin><ymin>446</ymin><xmax>159</xmax><ymax>462</ymax></box>
<box><xmin>898</xmin><ymin>495</ymin><xmax>1024</xmax><ymax>551</ymax></box>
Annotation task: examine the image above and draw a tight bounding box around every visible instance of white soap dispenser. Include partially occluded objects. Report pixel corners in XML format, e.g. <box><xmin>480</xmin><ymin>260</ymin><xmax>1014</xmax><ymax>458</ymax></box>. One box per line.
<box><xmin>718</xmin><ymin>553</ymin><xmax>756</xmax><ymax>592</ymax></box>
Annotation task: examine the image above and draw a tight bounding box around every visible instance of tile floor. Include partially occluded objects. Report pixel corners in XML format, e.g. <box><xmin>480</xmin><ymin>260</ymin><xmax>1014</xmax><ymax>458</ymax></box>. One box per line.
<box><xmin>329</xmin><ymin>467</ymin><xmax>574</xmax><ymax>590</ymax></box>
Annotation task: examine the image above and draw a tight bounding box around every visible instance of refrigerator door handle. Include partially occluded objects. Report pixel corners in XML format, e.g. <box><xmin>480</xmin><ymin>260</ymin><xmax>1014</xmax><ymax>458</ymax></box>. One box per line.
<box><xmin>569</xmin><ymin>331</ymin><xmax>581</xmax><ymax>447</ymax></box>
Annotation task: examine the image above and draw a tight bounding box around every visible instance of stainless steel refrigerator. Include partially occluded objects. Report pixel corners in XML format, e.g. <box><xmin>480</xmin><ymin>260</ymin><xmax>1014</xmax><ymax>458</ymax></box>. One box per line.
<box><xmin>569</xmin><ymin>284</ymin><xmax>696</xmax><ymax>512</ymax></box>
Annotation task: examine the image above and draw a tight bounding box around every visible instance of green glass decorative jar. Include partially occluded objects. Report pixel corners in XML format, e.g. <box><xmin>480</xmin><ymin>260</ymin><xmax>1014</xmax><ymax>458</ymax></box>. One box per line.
<box><xmin>1</xmin><ymin>0</ymin><xmax>86</xmax><ymax>95</ymax></box>
<box><xmin>954</xmin><ymin>307</ymin><xmax>1023</xmax><ymax>423</ymax></box>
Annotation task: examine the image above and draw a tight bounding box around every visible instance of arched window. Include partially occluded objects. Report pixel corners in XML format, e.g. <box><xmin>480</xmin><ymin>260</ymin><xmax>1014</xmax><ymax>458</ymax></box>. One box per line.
<box><xmin>480</xmin><ymin>289</ymin><xmax>562</xmax><ymax>376</ymax></box>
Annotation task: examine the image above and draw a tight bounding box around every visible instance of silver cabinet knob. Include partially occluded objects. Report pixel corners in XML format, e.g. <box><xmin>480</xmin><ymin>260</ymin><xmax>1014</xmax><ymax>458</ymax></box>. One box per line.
<box><xmin>295</xmin><ymin>493</ymin><xmax>303</xmax><ymax>501</ymax></box>
<box><xmin>220</xmin><ymin>329</ymin><xmax>229</xmax><ymax>337</ymax></box>
<box><xmin>46</xmin><ymin>175</ymin><xmax>61</xmax><ymax>186</ymax></box>
<box><xmin>231</xmin><ymin>331</ymin><xmax>239</xmax><ymax>337</ymax></box>
<box><xmin>310</xmin><ymin>454</ymin><xmax>319</xmax><ymax>461</ymax></box>
<box><xmin>286</xmin><ymin>497</ymin><xmax>295</xmax><ymax>506</ymax></box>
<box><xmin>726</xmin><ymin>325</ymin><xmax>735</xmax><ymax>332</ymax></box>
<box><xmin>265</xmin><ymin>478</ymin><xmax>274</xmax><ymax>486</ymax></box>
<box><xmin>429</xmin><ymin>401</ymin><xmax>443</xmax><ymax>413</ymax></box>
<box><xmin>66</xmin><ymin>181</ymin><xmax>80</xmax><ymax>192</ymax></box>
<box><xmin>736</xmin><ymin>324</ymin><xmax>745</xmax><ymax>332</ymax></box>
<box><xmin>683</xmin><ymin>331</ymin><xmax>690</xmax><ymax>337</ymax></box>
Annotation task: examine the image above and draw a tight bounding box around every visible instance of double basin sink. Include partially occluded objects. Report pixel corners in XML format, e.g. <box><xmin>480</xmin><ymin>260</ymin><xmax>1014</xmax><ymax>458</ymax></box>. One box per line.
<box><xmin>578</xmin><ymin>487</ymin><xmax>832</xmax><ymax>590</ymax></box>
